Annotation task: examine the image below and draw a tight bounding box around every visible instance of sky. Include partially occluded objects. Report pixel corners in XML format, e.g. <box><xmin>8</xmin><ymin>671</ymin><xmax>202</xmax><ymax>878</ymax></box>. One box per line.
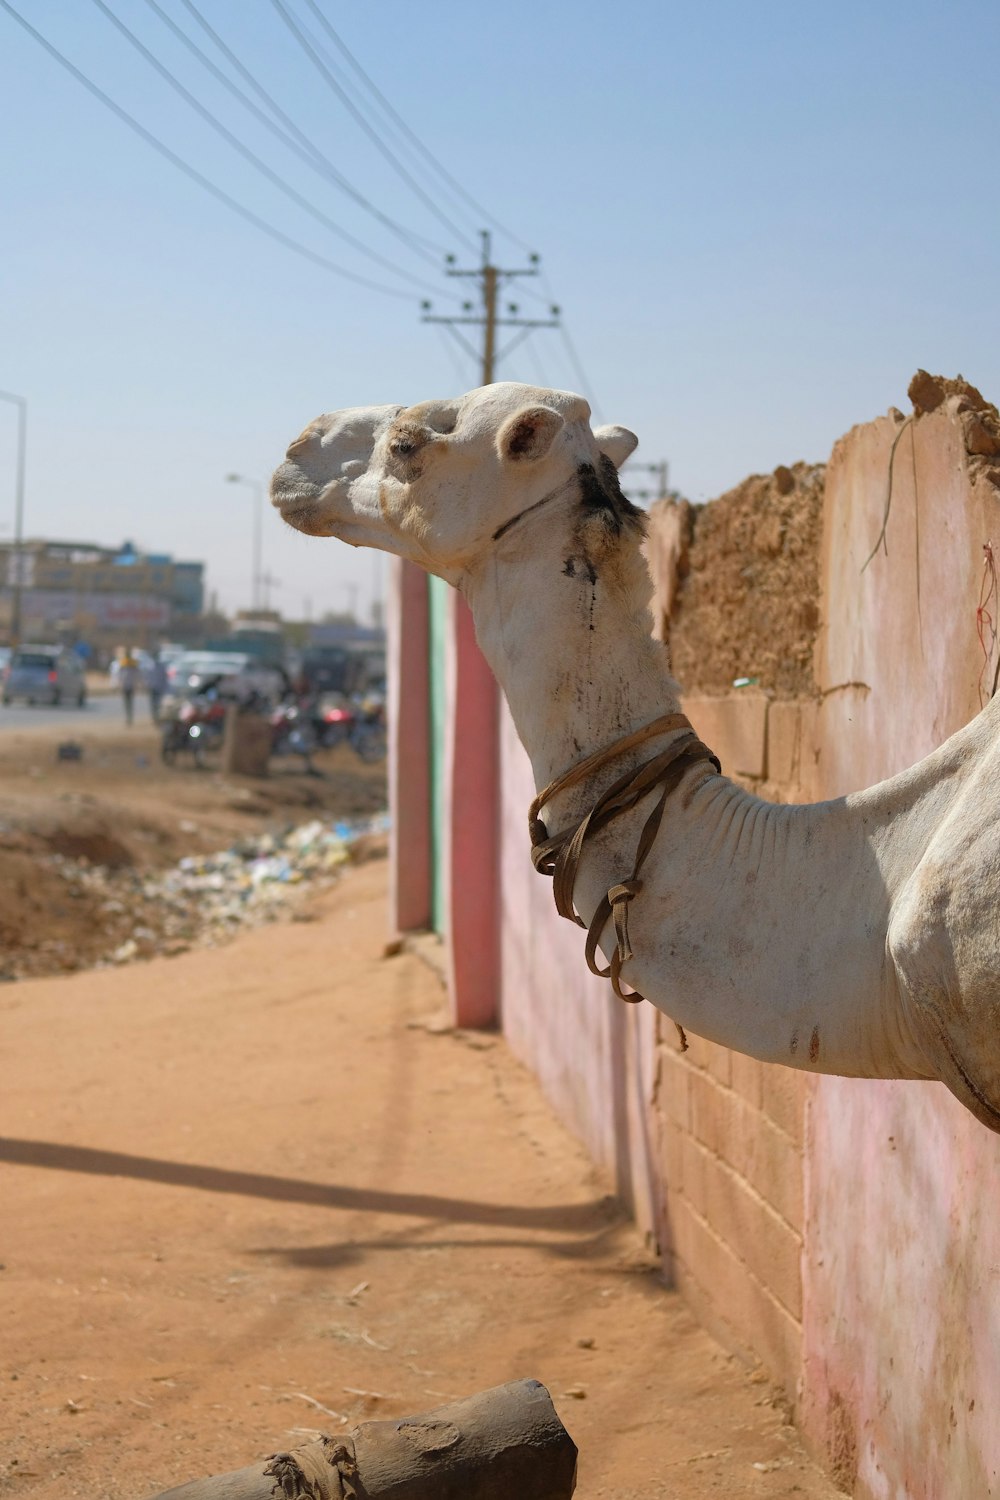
<box><xmin>1</xmin><ymin>0</ymin><xmax>998</xmax><ymax>624</ymax></box>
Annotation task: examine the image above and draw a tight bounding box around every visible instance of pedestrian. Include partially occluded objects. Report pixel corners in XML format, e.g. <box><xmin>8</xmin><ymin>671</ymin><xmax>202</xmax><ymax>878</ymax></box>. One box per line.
<box><xmin>146</xmin><ymin>654</ymin><xmax>169</xmax><ymax>723</ymax></box>
<box><xmin>118</xmin><ymin>646</ymin><xmax>140</xmax><ymax>726</ymax></box>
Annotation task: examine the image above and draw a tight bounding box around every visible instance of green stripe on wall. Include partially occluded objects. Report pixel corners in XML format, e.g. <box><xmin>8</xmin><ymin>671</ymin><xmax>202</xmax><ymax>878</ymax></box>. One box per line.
<box><xmin>428</xmin><ymin>574</ymin><xmax>447</xmax><ymax>935</ymax></box>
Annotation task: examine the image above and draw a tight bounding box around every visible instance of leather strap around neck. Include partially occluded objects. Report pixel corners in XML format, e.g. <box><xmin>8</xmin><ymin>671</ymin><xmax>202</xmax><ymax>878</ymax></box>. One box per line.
<box><xmin>529</xmin><ymin>713</ymin><xmax>720</xmax><ymax>1026</ymax></box>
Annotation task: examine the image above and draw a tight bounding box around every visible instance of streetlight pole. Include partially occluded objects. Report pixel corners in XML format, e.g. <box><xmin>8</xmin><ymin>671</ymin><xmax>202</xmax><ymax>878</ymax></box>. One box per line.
<box><xmin>225</xmin><ymin>473</ymin><xmax>263</xmax><ymax>613</ymax></box>
<box><xmin>0</xmin><ymin>390</ymin><xmax>27</xmax><ymax>644</ymax></box>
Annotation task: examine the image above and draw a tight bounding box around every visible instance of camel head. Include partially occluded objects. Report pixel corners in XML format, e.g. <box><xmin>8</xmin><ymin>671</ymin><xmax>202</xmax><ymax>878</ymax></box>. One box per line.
<box><xmin>270</xmin><ymin>382</ymin><xmax>640</xmax><ymax>584</ymax></box>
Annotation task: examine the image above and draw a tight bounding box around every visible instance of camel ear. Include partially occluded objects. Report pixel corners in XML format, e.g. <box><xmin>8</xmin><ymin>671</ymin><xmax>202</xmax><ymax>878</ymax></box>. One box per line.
<box><xmin>594</xmin><ymin>424</ymin><xmax>638</xmax><ymax>470</ymax></box>
<box><xmin>497</xmin><ymin>405</ymin><xmax>565</xmax><ymax>463</ymax></box>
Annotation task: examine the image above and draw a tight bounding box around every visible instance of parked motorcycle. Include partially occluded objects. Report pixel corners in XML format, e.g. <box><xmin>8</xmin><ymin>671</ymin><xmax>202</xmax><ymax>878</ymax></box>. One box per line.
<box><xmin>160</xmin><ymin>691</ymin><xmax>227</xmax><ymax>768</ymax></box>
<box><xmin>316</xmin><ymin>692</ymin><xmax>387</xmax><ymax>762</ymax></box>
<box><xmin>269</xmin><ymin>699</ymin><xmax>321</xmax><ymax>774</ymax></box>
<box><xmin>349</xmin><ymin>694</ymin><xmax>387</xmax><ymax>763</ymax></box>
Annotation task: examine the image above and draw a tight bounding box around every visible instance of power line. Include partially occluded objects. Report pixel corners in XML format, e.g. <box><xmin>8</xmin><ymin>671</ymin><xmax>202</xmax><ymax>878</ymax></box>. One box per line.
<box><xmin>0</xmin><ymin>0</ymin><xmax>421</xmax><ymax>299</ymax></box>
<box><xmin>522</xmin><ymin>329</ymin><xmax>552</xmax><ymax>388</ymax></box>
<box><xmin>140</xmin><ymin>0</ymin><xmax>445</xmax><ymax>272</ymax></box>
<box><xmin>299</xmin><ymin>0</ymin><xmax>535</xmax><ymax>257</ymax></box>
<box><xmin>537</xmin><ymin>268</ymin><xmax>604</xmax><ymax>421</ymax></box>
<box><xmin>434</xmin><ymin>324</ymin><xmax>474</xmax><ymax>390</ymax></box>
<box><xmin>174</xmin><ymin>0</ymin><xmax>446</xmax><ymax>263</ymax></box>
<box><xmin>89</xmin><ymin>0</ymin><xmax>447</xmax><ymax>301</ymax></box>
<box><xmin>268</xmin><ymin>0</ymin><xmax>479</xmax><ymax>253</ymax></box>
<box><xmin>555</xmin><ymin>322</ymin><xmax>604</xmax><ymax>423</ymax></box>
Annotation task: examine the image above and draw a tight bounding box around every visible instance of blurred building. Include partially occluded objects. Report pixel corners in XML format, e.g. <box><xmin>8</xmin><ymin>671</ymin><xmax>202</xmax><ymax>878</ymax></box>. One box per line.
<box><xmin>0</xmin><ymin>538</ymin><xmax>205</xmax><ymax>655</ymax></box>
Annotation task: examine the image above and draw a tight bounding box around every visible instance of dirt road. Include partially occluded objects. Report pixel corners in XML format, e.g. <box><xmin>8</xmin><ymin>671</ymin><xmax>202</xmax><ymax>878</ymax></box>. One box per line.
<box><xmin>0</xmin><ymin>858</ymin><xmax>842</xmax><ymax>1499</ymax></box>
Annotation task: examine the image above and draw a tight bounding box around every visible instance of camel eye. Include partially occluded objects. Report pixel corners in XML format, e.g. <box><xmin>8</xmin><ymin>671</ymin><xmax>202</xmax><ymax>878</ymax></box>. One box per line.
<box><xmin>392</xmin><ymin>438</ymin><xmax>415</xmax><ymax>456</ymax></box>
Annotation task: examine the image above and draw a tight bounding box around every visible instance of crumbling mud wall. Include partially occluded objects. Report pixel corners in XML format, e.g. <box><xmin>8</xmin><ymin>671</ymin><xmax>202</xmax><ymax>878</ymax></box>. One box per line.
<box><xmin>646</xmin><ymin>462</ymin><xmax>825</xmax><ymax>698</ymax></box>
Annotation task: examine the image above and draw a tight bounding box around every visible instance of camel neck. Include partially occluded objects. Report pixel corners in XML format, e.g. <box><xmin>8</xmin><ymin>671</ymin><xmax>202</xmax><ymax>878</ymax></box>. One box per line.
<box><xmin>465</xmin><ymin>501</ymin><xmax>682</xmax><ymax>804</ymax></box>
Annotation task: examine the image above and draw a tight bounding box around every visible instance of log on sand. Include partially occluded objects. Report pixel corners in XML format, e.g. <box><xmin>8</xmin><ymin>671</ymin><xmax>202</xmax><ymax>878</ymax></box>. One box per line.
<box><xmin>146</xmin><ymin>1379</ymin><xmax>577</xmax><ymax>1500</ymax></box>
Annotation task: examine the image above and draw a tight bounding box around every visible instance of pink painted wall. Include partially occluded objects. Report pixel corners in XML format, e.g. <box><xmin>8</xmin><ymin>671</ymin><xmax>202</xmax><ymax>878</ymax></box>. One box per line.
<box><xmin>387</xmin><ymin>559</ymin><xmax>431</xmax><ymax>935</ymax></box>
<box><xmin>387</xmin><ymin>565</ymin><xmax>500</xmax><ymax>1028</ymax></box>
<box><xmin>443</xmin><ymin>592</ymin><xmax>500</xmax><ymax>1028</ymax></box>
<box><xmin>802</xmin><ymin>401</ymin><xmax>1000</xmax><ymax>1497</ymax></box>
<box><xmin>499</xmin><ymin>701</ymin><xmax>663</xmax><ymax>1235</ymax></box>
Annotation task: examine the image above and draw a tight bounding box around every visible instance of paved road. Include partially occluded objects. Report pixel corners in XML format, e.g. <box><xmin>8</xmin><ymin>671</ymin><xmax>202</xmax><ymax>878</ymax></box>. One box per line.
<box><xmin>0</xmin><ymin>693</ymin><xmax>139</xmax><ymax>733</ymax></box>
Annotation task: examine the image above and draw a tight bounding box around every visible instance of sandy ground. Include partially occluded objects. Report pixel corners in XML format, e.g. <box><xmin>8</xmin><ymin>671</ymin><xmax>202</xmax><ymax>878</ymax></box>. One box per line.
<box><xmin>0</xmin><ymin>854</ymin><xmax>843</xmax><ymax>1500</ymax></box>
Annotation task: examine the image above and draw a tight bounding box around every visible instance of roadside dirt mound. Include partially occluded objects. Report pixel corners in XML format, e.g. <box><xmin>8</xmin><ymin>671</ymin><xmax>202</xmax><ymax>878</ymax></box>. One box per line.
<box><xmin>661</xmin><ymin>461</ymin><xmax>825</xmax><ymax>697</ymax></box>
<box><xmin>0</xmin><ymin>728</ymin><xmax>386</xmax><ymax>981</ymax></box>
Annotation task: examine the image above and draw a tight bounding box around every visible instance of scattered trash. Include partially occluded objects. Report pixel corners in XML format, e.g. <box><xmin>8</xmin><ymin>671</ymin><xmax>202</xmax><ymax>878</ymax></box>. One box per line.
<box><xmin>46</xmin><ymin>813</ymin><xmax>390</xmax><ymax>971</ymax></box>
<box><xmin>56</xmin><ymin>742</ymin><xmax>83</xmax><ymax>762</ymax></box>
<box><xmin>732</xmin><ymin>676</ymin><xmax>760</xmax><ymax>689</ymax></box>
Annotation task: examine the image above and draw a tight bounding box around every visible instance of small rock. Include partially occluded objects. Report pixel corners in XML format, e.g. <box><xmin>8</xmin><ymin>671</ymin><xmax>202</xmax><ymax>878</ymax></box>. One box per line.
<box><xmin>576</xmin><ymin>1337</ymin><xmax>595</xmax><ymax>1349</ymax></box>
<box><xmin>562</xmin><ymin>1385</ymin><xmax>587</xmax><ymax>1400</ymax></box>
<box><xmin>908</xmin><ymin>369</ymin><xmax>945</xmax><ymax>414</ymax></box>
<box><xmin>964</xmin><ymin>414</ymin><xmax>1000</xmax><ymax>458</ymax></box>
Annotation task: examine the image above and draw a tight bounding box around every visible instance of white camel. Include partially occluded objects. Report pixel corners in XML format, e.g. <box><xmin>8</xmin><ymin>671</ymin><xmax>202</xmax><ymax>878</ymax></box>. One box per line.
<box><xmin>271</xmin><ymin>383</ymin><xmax>1000</xmax><ymax>1134</ymax></box>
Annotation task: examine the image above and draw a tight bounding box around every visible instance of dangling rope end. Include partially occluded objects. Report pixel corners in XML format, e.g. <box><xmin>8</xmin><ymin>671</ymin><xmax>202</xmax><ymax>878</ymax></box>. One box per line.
<box><xmin>609</xmin><ymin>878</ymin><xmax>642</xmax><ymax>963</ymax></box>
<box><xmin>529</xmin><ymin>815</ymin><xmax>548</xmax><ymax>847</ymax></box>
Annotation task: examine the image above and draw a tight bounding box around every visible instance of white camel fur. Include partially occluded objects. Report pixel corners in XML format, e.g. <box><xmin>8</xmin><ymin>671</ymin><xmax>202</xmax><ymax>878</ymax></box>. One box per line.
<box><xmin>271</xmin><ymin>383</ymin><xmax>1000</xmax><ymax>1133</ymax></box>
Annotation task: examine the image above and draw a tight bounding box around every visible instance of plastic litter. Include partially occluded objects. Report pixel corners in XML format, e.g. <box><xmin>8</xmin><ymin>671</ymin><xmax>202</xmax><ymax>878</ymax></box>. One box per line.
<box><xmin>48</xmin><ymin>813</ymin><xmax>389</xmax><ymax>969</ymax></box>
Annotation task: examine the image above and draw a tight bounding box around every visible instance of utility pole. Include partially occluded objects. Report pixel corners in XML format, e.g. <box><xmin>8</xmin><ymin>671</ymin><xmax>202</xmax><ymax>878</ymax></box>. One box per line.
<box><xmin>257</xmin><ymin>570</ymin><xmax>280</xmax><ymax>612</ymax></box>
<box><xmin>0</xmin><ymin>390</ymin><xmax>27</xmax><ymax>645</ymax></box>
<box><xmin>225</xmin><ymin>473</ymin><xmax>263</xmax><ymax>613</ymax></box>
<box><xmin>622</xmin><ymin>459</ymin><xmax>670</xmax><ymax>503</ymax></box>
<box><xmin>422</xmin><ymin>232</ymin><xmax>560</xmax><ymax>385</ymax></box>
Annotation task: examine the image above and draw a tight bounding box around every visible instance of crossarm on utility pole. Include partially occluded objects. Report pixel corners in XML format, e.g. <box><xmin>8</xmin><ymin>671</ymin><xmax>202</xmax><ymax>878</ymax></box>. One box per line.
<box><xmin>422</xmin><ymin>232</ymin><xmax>559</xmax><ymax>386</ymax></box>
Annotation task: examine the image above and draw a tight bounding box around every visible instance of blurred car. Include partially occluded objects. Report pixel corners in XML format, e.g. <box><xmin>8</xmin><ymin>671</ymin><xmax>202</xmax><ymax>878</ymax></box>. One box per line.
<box><xmin>3</xmin><ymin>645</ymin><xmax>87</xmax><ymax>707</ymax></box>
<box><xmin>165</xmin><ymin>651</ymin><xmax>286</xmax><ymax>705</ymax></box>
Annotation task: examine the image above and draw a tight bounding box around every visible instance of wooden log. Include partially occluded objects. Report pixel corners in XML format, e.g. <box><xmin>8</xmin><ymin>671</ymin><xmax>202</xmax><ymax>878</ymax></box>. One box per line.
<box><xmin>146</xmin><ymin>1378</ymin><xmax>577</xmax><ymax>1500</ymax></box>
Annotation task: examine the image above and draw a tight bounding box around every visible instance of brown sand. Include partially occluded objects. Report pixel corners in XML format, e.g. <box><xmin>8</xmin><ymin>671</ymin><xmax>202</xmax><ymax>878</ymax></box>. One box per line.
<box><xmin>0</xmin><ymin>860</ymin><xmax>842</xmax><ymax>1499</ymax></box>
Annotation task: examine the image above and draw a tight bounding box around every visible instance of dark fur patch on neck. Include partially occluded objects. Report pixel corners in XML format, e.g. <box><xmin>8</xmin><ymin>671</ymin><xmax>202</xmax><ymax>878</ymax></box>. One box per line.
<box><xmin>577</xmin><ymin>459</ymin><xmax>647</xmax><ymax>538</ymax></box>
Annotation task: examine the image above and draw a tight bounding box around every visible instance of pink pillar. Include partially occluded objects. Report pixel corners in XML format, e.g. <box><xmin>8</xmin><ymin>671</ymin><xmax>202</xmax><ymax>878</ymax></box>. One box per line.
<box><xmin>387</xmin><ymin>559</ymin><xmax>431</xmax><ymax>936</ymax></box>
<box><xmin>444</xmin><ymin>592</ymin><xmax>500</xmax><ymax>1028</ymax></box>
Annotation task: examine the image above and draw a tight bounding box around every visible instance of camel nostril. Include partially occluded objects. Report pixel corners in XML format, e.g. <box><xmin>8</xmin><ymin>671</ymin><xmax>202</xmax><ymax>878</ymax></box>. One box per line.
<box><xmin>285</xmin><ymin>419</ymin><xmax>325</xmax><ymax>460</ymax></box>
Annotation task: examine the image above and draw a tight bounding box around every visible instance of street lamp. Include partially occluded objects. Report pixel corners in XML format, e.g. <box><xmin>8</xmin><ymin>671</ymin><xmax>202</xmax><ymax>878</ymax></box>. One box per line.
<box><xmin>0</xmin><ymin>390</ymin><xmax>26</xmax><ymax>644</ymax></box>
<box><xmin>225</xmin><ymin>472</ymin><xmax>263</xmax><ymax>613</ymax></box>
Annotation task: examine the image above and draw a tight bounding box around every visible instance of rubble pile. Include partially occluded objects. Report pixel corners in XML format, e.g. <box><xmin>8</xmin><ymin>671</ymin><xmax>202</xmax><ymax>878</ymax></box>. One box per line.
<box><xmin>46</xmin><ymin>815</ymin><xmax>389</xmax><ymax>969</ymax></box>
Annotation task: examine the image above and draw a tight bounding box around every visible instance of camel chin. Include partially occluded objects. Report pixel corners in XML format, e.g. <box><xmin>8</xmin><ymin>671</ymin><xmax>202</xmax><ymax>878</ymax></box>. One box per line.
<box><xmin>277</xmin><ymin>500</ymin><xmax>341</xmax><ymax>538</ymax></box>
